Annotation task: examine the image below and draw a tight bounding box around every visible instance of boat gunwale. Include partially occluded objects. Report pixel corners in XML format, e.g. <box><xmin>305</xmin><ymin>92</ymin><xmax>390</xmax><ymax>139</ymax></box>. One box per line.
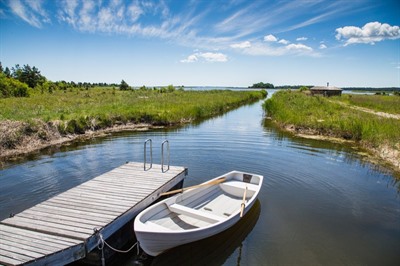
<box><xmin>134</xmin><ymin>170</ymin><xmax>263</xmax><ymax>234</ymax></box>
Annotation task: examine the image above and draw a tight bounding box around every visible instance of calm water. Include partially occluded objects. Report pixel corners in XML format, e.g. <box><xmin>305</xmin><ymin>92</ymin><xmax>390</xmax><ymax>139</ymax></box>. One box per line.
<box><xmin>1</xmin><ymin>98</ymin><xmax>399</xmax><ymax>265</ymax></box>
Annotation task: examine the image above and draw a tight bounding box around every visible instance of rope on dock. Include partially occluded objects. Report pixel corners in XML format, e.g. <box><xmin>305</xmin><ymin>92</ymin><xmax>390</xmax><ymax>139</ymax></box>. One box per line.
<box><xmin>95</xmin><ymin>228</ymin><xmax>140</xmax><ymax>266</ymax></box>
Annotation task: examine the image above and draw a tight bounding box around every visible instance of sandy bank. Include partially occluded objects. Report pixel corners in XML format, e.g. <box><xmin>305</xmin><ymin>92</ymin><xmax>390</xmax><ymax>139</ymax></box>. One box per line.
<box><xmin>0</xmin><ymin>120</ymin><xmax>163</xmax><ymax>162</ymax></box>
<box><xmin>281</xmin><ymin>123</ymin><xmax>400</xmax><ymax>173</ymax></box>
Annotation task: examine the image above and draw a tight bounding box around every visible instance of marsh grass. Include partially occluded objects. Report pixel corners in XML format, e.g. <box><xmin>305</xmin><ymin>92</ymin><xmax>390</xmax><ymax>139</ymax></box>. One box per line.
<box><xmin>0</xmin><ymin>88</ymin><xmax>266</xmax><ymax>135</ymax></box>
<box><xmin>263</xmin><ymin>90</ymin><xmax>400</xmax><ymax>148</ymax></box>
<box><xmin>332</xmin><ymin>94</ymin><xmax>400</xmax><ymax>114</ymax></box>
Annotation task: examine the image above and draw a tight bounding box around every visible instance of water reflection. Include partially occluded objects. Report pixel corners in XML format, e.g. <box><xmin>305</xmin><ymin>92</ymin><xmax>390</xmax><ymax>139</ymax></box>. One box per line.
<box><xmin>1</xmin><ymin>100</ymin><xmax>399</xmax><ymax>265</ymax></box>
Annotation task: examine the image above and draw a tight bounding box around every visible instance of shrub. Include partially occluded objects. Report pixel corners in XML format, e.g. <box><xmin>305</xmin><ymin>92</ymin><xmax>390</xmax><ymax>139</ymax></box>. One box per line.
<box><xmin>0</xmin><ymin>73</ymin><xmax>29</xmax><ymax>98</ymax></box>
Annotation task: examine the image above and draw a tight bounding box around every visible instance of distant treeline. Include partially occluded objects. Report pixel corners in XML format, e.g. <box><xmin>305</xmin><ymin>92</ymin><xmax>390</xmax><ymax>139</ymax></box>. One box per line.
<box><xmin>249</xmin><ymin>82</ymin><xmax>275</xmax><ymax>88</ymax></box>
<box><xmin>342</xmin><ymin>87</ymin><xmax>400</xmax><ymax>91</ymax></box>
<box><xmin>275</xmin><ymin>85</ymin><xmax>313</xmax><ymax>90</ymax></box>
<box><xmin>1</xmin><ymin>62</ymin><xmax>185</xmax><ymax>98</ymax></box>
<box><xmin>249</xmin><ymin>83</ymin><xmax>315</xmax><ymax>90</ymax></box>
<box><xmin>248</xmin><ymin>81</ymin><xmax>400</xmax><ymax>92</ymax></box>
<box><xmin>0</xmin><ymin>62</ymin><xmax>123</xmax><ymax>98</ymax></box>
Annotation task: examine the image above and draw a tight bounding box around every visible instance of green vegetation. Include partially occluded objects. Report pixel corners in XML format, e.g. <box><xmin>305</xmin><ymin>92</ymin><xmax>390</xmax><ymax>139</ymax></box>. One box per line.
<box><xmin>1</xmin><ymin>88</ymin><xmax>267</xmax><ymax>135</ymax></box>
<box><xmin>275</xmin><ymin>85</ymin><xmax>312</xmax><ymax>90</ymax></box>
<box><xmin>119</xmin><ymin>79</ymin><xmax>130</xmax><ymax>90</ymax></box>
<box><xmin>0</xmin><ymin>62</ymin><xmax>266</xmax><ymax>149</ymax></box>
<box><xmin>263</xmin><ymin>90</ymin><xmax>400</xmax><ymax>148</ymax></box>
<box><xmin>0</xmin><ymin>62</ymin><xmax>118</xmax><ymax>98</ymax></box>
<box><xmin>332</xmin><ymin>94</ymin><xmax>400</xmax><ymax>115</ymax></box>
<box><xmin>249</xmin><ymin>82</ymin><xmax>274</xmax><ymax>89</ymax></box>
<box><xmin>0</xmin><ymin>72</ymin><xmax>30</xmax><ymax>97</ymax></box>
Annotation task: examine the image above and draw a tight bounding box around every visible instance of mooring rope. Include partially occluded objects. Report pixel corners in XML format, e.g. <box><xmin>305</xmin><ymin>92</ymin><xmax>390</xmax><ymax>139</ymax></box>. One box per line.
<box><xmin>95</xmin><ymin>228</ymin><xmax>140</xmax><ymax>266</ymax></box>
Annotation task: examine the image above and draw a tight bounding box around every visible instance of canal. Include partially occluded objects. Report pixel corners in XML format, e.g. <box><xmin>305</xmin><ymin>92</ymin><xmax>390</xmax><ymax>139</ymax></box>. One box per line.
<box><xmin>0</xmin><ymin>98</ymin><xmax>399</xmax><ymax>265</ymax></box>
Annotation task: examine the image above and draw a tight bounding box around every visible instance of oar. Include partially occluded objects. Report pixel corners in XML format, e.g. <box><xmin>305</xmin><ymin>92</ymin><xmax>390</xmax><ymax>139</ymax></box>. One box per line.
<box><xmin>160</xmin><ymin>177</ymin><xmax>226</xmax><ymax>196</ymax></box>
<box><xmin>240</xmin><ymin>186</ymin><xmax>248</xmax><ymax>218</ymax></box>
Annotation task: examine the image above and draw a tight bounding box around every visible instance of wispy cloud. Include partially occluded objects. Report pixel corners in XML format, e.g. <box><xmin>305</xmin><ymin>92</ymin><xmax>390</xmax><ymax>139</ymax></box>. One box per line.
<box><xmin>181</xmin><ymin>52</ymin><xmax>228</xmax><ymax>63</ymax></box>
<box><xmin>4</xmin><ymin>0</ymin><xmax>380</xmax><ymax>59</ymax></box>
<box><xmin>8</xmin><ymin>0</ymin><xmax>49</xmax><ymax>28</ymax></box>
<box><xmin>296</xmin><ymin>37</ymin><xmax>308</xmax><ymax>41</ymax></box>
<box><xmin>230</xmin><ymin>41</ymin><xmax>251</xmax><ymax>49</ymax></box>
<box><xmin>279</xmin><ymin>0</ymin><xmax>366</xmax><ymax>33</ymax></box>
<box><xmin>230</xmin><ymin>40</ymin><xmax>316</xmax><ymax>57</ymax></box>
<box><xmin>336</xmin><ymin>21</ymin><xmax>400</xmax><ymax>46</ymax></box>
<box><xmin>57</xmin><ymin>0</ymin><xmax>177</xmax><ymax>37</ymax></box>
<box><xmin>319</xmin><ymin>44</ymin><xmax>327</xmax><ymax>49</ymax></box>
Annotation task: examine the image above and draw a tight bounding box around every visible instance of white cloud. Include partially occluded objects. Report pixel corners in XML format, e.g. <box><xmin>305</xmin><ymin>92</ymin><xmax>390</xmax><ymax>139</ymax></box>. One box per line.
<box><xmin>201</xmin><ymin>52</ymin><xmax>228</xmax><ymax>62</ymax></box>
<box><xmin>234</xmin><ymin>41</ymin><xmax>316</xmax><ymax>57</ymax></box>
<box><xmin>57</xmin><ymin>0</ymin><xmax>174</xmax><ymax>37</ymax></box>
<box><xmin>264</xmin><ymin>34</ymin><xmax>277</xmax><ymax>42</ymax></box>
<box><xmin>286</xmin><ymin>43</ymin><xmax>313</xmax><ymax>52</ymax></box>
<box><xmin>336</xmin><ymin>21</ymin><xmax>400</xmax><ymax>46</ymax></box>
<box><xmin>319</xmin><ymin>44</ymin><xmax>327</xmax><ymax>49</ymax></box>
<box><xmin>180</xmin><ymin>54</ymin><xmax>198</xmax><ymax>63</ymax></box>
<box><xmin>127</xmin><ymin>3</ymin><xmax>143</xmax><ymax>22</ymax></box>
<box><xmin>8</xmin><ymin>0</ymin><xmax>49</xmax><ymax>28</ymax></box>
<box><xmin>296</xmin><ymin>37</ymin><xmax>307</xmax><ymax>41</ymax></box>
<box><xmin>278</xmin><ymin>39</ymin><xmax>289</xmax><ymax>45</ymax></box>
<box><xmin>230</xmin><ymin>41</ymin><xmax>251</xmax><ymax>49</ymax></box>
<box><xmin>181</xmin><ymin>52</ymin><xmax>228</xmax><ymax>63</ymax></box>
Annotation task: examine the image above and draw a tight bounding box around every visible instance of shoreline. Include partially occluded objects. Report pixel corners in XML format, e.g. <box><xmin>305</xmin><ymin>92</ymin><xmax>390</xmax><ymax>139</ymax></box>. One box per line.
<box><xmin>2</xmin><ymin>118</ymin><xmax>399</xmax><ymax>175</ymax></box>
<box><xmin>0</xmin><ymin>122</ymin><xmax>165</xmax><ymax>164</ymax></box>
<box><xmin>279</xmin><ymin>122</ymin><xmax>400</xmax><ymax>173</ymax></box>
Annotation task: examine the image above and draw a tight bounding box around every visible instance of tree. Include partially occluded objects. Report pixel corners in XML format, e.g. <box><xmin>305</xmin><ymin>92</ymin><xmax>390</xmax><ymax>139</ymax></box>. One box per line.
<box><xmin>249</xmin><ymin>82</ymin><xmax>274</xmax><ymax>89</ymax></box>
<box><xmin>4</xmin><ymin>67</ymin><xmax>11</xmax><ymax>77</ymax></box>
<box><xmin>167</xmin><ymin>84</ymin><xmax>175</xmax><ymax>93</ymax></box>
<box><xmin>11</xmin><ymin>64</ymin><xmax>45</xmax><ymax>88</ymax></box>
<box><xmin>119</xmin><ymin>80</ymin><xmax>130</xmax><ymax>90</ymax></box>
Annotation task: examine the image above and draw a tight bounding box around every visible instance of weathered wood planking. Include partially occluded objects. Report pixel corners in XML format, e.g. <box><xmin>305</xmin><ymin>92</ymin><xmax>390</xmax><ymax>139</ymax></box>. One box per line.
<box><xmin>0</xmin><ymin>162</ymin><xmax>187</xmax><ymax>265</ymax></box>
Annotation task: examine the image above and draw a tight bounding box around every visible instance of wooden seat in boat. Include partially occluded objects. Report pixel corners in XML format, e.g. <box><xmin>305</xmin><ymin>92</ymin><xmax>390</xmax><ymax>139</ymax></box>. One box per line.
<box><xmin>168</xmin><ymin>203</ymin><xmax>224</xmax><ymax>224</ymax></box>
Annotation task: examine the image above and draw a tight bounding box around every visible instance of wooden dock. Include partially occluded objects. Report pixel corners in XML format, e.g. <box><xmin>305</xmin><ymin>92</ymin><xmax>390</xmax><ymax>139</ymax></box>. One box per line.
<box><xmin>0</xmin><ymin>162</ymin><xmax>187</xmax><ymax>266</ymax></box>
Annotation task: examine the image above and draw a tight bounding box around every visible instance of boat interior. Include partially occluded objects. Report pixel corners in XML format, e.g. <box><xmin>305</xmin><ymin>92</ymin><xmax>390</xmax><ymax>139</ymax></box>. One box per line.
<box><xmin>141</xmin><ymin>175</ymin><xmax>260</xmax><ymax>231</ymax></box>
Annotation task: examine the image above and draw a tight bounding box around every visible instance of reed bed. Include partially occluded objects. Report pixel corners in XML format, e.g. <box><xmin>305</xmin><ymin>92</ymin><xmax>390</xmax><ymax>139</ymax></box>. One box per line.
<box><xmin>332</xmin><ymin>94</ymin><xmax>400</xmax><ymax>115</ymax></box>
<box><xmin>0</xmin><ymin>88</ymin><xmax>266</xmax><ymax>134</ymax></box>
<box><xmin>263</xmin><ymin>90</ymin><xmax>400</xmax><ymax>148</ymax></box>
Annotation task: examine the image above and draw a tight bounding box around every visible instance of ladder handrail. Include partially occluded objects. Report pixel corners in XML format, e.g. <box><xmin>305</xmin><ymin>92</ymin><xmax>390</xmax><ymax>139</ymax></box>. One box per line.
<box><xmin>144</xmin><ymin>139</ymin><xmax>153</xmax><ymax>170</ymax></box>
<box><xmin>161</xmin><ymin>140</ymin><xmax>170</xmax><ymax>172</ymax></box>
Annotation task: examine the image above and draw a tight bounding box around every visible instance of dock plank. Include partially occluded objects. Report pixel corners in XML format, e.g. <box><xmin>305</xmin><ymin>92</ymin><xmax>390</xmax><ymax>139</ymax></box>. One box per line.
<box><xmin>46</xmin><ymin>196</ymin><xmax>131</xmax><ymax>212</ymax></box>
<box><xmin>16</xmin><ymin>212</ymin><xmax>105</xmax><ymax>229</ymax></box>
<box><xmin>0</xmin><ymin>254</ymin><xmax>24</xmax><ymax>265</ymax></box>
<box><xmin>40</xmin><ymin>201</ymin><xmax>123</xmax><ymax>216</ymax></box>
<box><xmin>1</xmin><ymin>218</ymin><xmax>92</xmax><ymax>240</ymax></box>
<box><xmin>30</xmin><ymin>204</ymin><xmax>117</xmax><ymax>220</ymax></box>
<box><xmin>0</xmin><ymin>162</ymin><xmax>186</xmax><ymax>265</ymax></box>
<box><xmin>0</xmin><ymin>224</ymin><xmax>81</xmax><ymax>248</ymax></box>
<box><xmin>22</xmin><ymin>209</ymin><xmax>113</xmax><ymax>225</ymax></box>
<box><xmin>0</xmin><ymin>231</ymin><xmax>67</xmax><ymax>252</ymax></box>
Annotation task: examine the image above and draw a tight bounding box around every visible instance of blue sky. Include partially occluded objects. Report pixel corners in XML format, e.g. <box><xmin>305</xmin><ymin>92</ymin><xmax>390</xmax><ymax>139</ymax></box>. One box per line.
<box><xmin>0</xmin><ymin>0</ymin><xmax>399</xmax><ymax>87</ymax></box>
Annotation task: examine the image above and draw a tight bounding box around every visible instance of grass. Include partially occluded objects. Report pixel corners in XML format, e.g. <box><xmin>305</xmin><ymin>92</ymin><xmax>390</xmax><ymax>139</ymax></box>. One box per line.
<box><xmin>263</xmin><ymin>90</ymin><xmax>400</xmax><ymax>148</ymax></box>
<box><xmin>0</xmin><ymin>88</ymin><xmax>266</xmax><ymax>134</ymax></box>
<box><xmin>332</xmin><ymin>94</ymin><xmax>400</xmax><ymax>115</ymax></box>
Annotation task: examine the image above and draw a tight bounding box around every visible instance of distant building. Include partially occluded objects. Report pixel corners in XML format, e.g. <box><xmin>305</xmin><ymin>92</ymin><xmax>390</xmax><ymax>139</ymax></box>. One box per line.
<box><xmin>310</xmin><ymin>83</ymin><xmax>342</xmax><ymax>97</ymax></box>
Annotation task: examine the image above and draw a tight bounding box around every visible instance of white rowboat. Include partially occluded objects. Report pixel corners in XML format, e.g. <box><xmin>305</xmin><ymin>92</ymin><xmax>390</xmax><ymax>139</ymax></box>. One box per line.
<box><xmin>134</xmin><ymin>171</ymin><xmax>263</xmax><ymax>256</ymax></box>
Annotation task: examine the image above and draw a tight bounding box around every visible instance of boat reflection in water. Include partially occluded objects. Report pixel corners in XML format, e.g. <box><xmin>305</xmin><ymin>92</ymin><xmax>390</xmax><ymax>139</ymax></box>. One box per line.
<box><xmin>147</xmin><ymin>200</ymin><xmax>261</xmax><ymax>266</ymax></box>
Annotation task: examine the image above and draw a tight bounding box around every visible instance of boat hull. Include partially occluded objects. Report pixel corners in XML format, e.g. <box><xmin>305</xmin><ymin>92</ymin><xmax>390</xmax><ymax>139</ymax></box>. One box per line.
<box><xmin>134</xmin><ymin>171</ymin><xmax>263</xmax><ymax>256</ymax></box>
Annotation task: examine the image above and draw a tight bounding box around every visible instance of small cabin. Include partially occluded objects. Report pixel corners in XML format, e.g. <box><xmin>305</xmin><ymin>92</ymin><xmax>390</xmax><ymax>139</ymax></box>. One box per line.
<box><xmin>310</xmin><ymin>83</ymin><xmax>342</xmax><ymax>97</ymax></box>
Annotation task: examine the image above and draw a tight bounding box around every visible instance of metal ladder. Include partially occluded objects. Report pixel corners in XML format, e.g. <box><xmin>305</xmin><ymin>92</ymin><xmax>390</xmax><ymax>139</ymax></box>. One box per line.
<box><xmin>144</xmin><ymin>139</ymin><xmax>170</xmax><ymax>172</ymax></box>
